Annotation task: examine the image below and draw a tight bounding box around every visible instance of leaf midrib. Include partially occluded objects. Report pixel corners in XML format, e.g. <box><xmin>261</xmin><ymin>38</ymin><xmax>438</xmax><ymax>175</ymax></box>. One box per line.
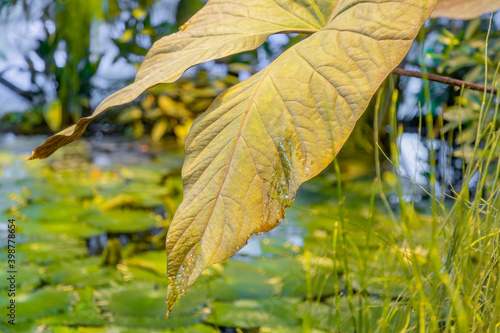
<box><xmin>171</xmin><ymin>48</ymin><xmax>293</xmax><ymax>273</ymax></box>
<box><xmin>268</xmin><ymin>0</ymin><xmax>324</xmax><ymax>29</ymax></box>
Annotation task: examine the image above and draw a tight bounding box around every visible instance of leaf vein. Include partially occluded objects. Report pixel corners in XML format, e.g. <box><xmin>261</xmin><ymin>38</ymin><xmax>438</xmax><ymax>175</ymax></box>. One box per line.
<box><xmin>268</xmin><ymin>76</ymin><xmax>307</xmax><ymax>163</ymax></box>
<box><xmin>294</xmin><ymin>48</ymin><xmax>356</xmax><ymax>119</ymax></box>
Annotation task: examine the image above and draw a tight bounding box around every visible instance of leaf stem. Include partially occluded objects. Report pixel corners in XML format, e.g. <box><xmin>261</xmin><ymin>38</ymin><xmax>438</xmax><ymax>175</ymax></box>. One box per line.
<box><xmin>392</xmin><ymin>68</ymin><xmax>498</xmax><ymax>94</ymax></box>
<box><xmin>280</xmin><ymin>29</ymin><xmax>319</xmax><ymax>34</ymax></box>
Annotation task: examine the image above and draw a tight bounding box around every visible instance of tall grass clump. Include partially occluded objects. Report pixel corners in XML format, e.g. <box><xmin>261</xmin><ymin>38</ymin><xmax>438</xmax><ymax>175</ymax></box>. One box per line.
<box><xmin>298</xmin><ymin>39</ymin><xmax>499</xmax><ymax>333</ymax></box>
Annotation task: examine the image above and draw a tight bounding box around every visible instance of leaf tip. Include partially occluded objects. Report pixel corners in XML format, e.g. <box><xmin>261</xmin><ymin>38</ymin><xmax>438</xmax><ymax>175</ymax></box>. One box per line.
<box><xmin>165</xmin><ymin>244</ymin><xmax>202</xmax><ymax>317</ymax></box>
<box><xmin>165</xmin><ymin>276</ymin><xmax>183</xmax><ymax>318</ymax></box>
<box><xmin>28</xmin><ymin>147</ymin><xmax>45</xmax><ymax>160</ymax></box>
<box><xmin>27</xmin><ymin>122</ymin><xmax>89</xmax><ymax>161</ymax></box>
<box><xmin>28</xmin><ymin>143</ymin><xmax>53</xmax><ymax>160</ymax></box>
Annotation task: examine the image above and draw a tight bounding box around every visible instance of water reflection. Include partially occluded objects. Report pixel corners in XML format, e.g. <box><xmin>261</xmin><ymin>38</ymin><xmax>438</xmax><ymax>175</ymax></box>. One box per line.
<box><xmin>395</xmin><ymin>132</ymin><xmax>464</xmax><ymax>203</ymax></box>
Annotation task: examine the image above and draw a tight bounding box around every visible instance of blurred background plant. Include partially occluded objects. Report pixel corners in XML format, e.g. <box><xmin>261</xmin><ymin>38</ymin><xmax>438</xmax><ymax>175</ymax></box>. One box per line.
<box><xmin>0</xmin><ymin>0</ymin><xmax>262</xmax><ymax>143</ymax></box>
<box><xmin>116</xmin><ymin>71</ymin><xmax>239</xmax><ymax>145</ymax></box>
<box><xmin>1</xmin><ymin>0</ymin><xmax>105</xmax><ymax>132</ymax></box>
<box><xmin>2</xmin><ymin>1</ymin><xmax>500</xmax><ymax>153</ymax></box>
<box><xmin>406</xmin><ymin>17</ymin><xmax>500</xmax><ymax>152</ymax></box>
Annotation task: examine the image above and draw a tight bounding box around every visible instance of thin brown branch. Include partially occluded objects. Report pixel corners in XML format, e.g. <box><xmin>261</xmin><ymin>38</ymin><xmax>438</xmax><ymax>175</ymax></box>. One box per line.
<box><xmin>392</xmin><ymin>68</ymin><xmax>498</xmax><ymax>94</ymax></box>
<box><xmin>0</xmin><ymin>75</ymin><xmax>35</xmax><ymax>102</ymax></box>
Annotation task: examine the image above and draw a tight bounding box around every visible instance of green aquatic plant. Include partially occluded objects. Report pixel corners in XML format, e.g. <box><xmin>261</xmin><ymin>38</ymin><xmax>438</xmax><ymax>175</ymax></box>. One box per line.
<box><xmin>28</xmin><ymin>0</ymin><xmax>500</xmax><ymax>317</ymax></box>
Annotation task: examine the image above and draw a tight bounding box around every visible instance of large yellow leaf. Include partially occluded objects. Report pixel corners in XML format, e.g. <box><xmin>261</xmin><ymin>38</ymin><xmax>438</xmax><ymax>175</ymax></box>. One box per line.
<box><xmin>29</xmin><ymin>0</ymin><xmax>335</xmax><ymax>160</ymax></box>
<box><xmin>432</xmin><ymin>0</ymin><xmax>500</xmax><ymax>19</ymax></box>
<box><xmin>166</xmin><ymin>0</ymin><xmax>437</xmax><ymax>316</ymax></box>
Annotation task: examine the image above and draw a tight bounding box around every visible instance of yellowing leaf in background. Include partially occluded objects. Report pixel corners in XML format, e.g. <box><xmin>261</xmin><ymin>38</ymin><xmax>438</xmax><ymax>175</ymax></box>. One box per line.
<box><xmin>158</xmin><ymin>96</ymin><xmax>176</xmax><ymax>114</ymax></box>
<box><xmin>174</xmin><ymin>119</ymin><xmax>193</xmax><ymax>145</ymax></box>
<box><xmin>432</xmin><ymin>0</ymin><xmax>500</xmax><ymax>19</ymax></box>
<box><xmin>43</xmin><ymin>99</ymin><xmax>63</xmax><ymax>133</ymax></box>
<box><xmin>151</xmin><ymin>119</ymin><xmax>170</xmax><ymax>143</ymax></box>
<box><xmin>132</xmin><ymin>7</ymin><xmax>147</xmax><ymax>19</ymax></box>
<box><xmin>120</xmin><ymin>29</ymin><xmax>134</xmax><ymax>43</ymax></box>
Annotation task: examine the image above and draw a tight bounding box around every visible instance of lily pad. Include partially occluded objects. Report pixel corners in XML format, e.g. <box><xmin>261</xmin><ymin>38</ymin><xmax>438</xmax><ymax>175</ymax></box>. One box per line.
<box><xmin>98</xmin><ymin>283</ymin><xmax>168</xmax><ymax>318</ymax></box>
<box><xmin>49</xmin><ymin>326</ymin><xmax>107</xmax><ymax>333</ymax></box>
<box><xmin>206</xmin><ymin>298</ymin><xmax>301</xmax><ymax>329</ymax></box>
<box><xmin>47</xmin><ymin>257</ymin><xmax>124</xmax><ymax>287</ymax></box>
<box><xmin>16</xmin><ymin>239</ymin><xmax>87</xmax><ymax>264</ymax></box>
<box><xmin>0</xmin><ymin>262</ymin><xmax>44</xmax><ymax>291</ymax></box>
<box><xmin>268</xmin><ymin>328</ymin><xmax>327</xmax><ymax>333</ymax></box>
<box><xmin>298</xmin><ymin>297</ymin><xmax>385</xmax><ymax>332</ymax></box>
<box><xmin>43</xmin><ymin>287</ymin><xmax>108</xmax><ymax>326</ymax></box>
<box><xmin>124</xmin><ymin>250</ymin><xmax>166</xmax><ymax>276</ymax></box>
<box><xmin>98</xmin><ymin>283</ymin><xmax>209</xmax><ymax>329</ymax></box>
<box><xmin>84</xmin><ymin>209</ymin><xmax>158</xmax><ymax>233</ymax></box>
<box><xmin>28</xmin><ymin>181</ymin><xmax>94</xmax><ymax>201</ymax></box>
<box><xmin>39</xmin><ymin>221</ymin><xmax>102</xmax><ymax>238</ymax></box>
<box><xmin>100</xmin><ymin>182</ymin><xmax>169</xmax><ymax>207</ymax></box>
<box><xmin>18</xmin><ymin>202</ymin><xmax>92</xmax><ymax>223</ymax></box>
<box><xmin>154</xmin><ymin>153</ymin><xmax>185</xmax><ymax>172</ymax></box>
<box><xmin>5</xmin><ymin>286</ymin><xmax>79</xmax><ymax>322</ymax></box>
<box><xmin>254</xmin><ymin>257</ymin><xmax>341</xmax><ymax>298</ymax></box>
<box><xmin>104</xmin><ymin>324</ymin><xmax>217</xmax><ymax>333</ymax></box>
<box><xmin>118</xmin><ymin>265</ymin><xmax>169</xmax><ymax>285</ymax></box>
<box><xmin>0</xmin><ymin>321</ymin><xmax>38</xmax><ymax>333</ymax></box>
<box><xmin>111</xmin><ymin>315</ymin><xmax>210</xmax><ymax>331</ymax></box>
<box><xmin>209</xmin><ymin>260</ymin><xmax>281</xmax><ymax>301</ymax></box>
<box><xmin>15</xmin><ymin>220</ymin><xmax>84</xmax><ymax>244</ymax></box>
<box><xmin>119</xmin><ymin>165</ymin><xmax>165</xmax><ymax>183</ymax></box>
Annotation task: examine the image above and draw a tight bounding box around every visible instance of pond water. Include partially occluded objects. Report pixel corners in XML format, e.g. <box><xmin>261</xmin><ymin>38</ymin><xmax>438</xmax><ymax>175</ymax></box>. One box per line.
<box><xmin>0</xmin><ymin>133</ymin><xmax>450</xmax><ymax>332</ymax></box>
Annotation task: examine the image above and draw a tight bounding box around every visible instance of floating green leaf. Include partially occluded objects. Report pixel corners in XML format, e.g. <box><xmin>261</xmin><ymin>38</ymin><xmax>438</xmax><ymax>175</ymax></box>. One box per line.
<box><xmin>0</xmin><ymin>263</ymin><xmax>43</xmax><ymax>291</ymax></box>
<box><xmin>18</xmin><ymin>202</ymin><xmax>90</xmax><ymax>222</ymax></box>
<box><xmin>209</xmin><ymin>260</ymin><xmax>281</xmax><ymax>301</ymax></box>
<box><xmin>14</xmin><ymin>286</ymin><xmax>79</xmax><ymax>322</ymax></box>
<box><xmin>98</xmin><ymin>283</ymin><xmax>209</xmax><ymax>329</ymax></box>
<box><xmin>17</xmin><ymin>240</ymin><xmax>87</xmax><ymax>264</ymax></box>
<box><xmin>85</xmin><ymin>209</ymin><xmax>158</xmax><ymax>233</ymax></box>
<box><xmin>43</xmin><ymin>288</ymin><xmax>108</xmax><ymax>326</ymax></box>
<box><xmin>206</xmin><ymin>298</ymin><xmax>301</xmax><ymax>328</ymax></box>
<box><xmin>299</xmin><ymin>297</ymin><xmax>386</xmax><ymax>331</ymax></box>
<box><xmin>255</xmin><ymin>257</ymin><xmax>341</xmax><ymax>297</ymax></box>
<box><xmin>125</xmin><ymin>250</ymin><xmax>168</xmax><ymax>276</ymax></box>
<box><xmin>47</xmin><ymin>257</ymin><xmax>124</xmax><ymax>287</ymax></box>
